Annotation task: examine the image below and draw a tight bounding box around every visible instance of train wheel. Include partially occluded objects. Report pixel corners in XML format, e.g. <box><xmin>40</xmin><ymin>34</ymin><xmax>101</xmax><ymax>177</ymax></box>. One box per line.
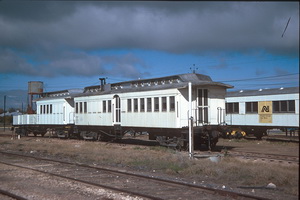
<box><xmin>254</xmin><ymin>132</ymin><xmax>263</xmax><ymax>140</ymax></box>
<box><xmin>210</xmin><ymin>140</ymin><xmax>217</xmax><ymax>149</ymax></box>
<box><xmin>236</xmin><ymin>132</ymin><xmax>242</xmax><ymax>139</ymax></box>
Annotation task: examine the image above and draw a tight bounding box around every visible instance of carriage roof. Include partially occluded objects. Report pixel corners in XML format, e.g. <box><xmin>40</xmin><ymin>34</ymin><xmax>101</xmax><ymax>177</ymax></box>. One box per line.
<box><xmin>36</xmin><ymin>73</ymin><xmax>232</xmax><ymax>100</ymax></box>
<box><xmin>226</xmin><ymin>87</ymin><xmax>299</xmax><ymax>97</ymax></box>
<box><xmin>78</xmin><ymin>73</ymin><xmax>233</xmax><ymax>97</ymax></box>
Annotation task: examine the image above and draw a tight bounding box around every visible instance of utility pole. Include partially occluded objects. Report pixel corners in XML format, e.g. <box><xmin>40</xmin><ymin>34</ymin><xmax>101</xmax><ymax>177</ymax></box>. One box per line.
<box><xmin>188</xmin><ymin>82</ymin><xmax>194</xmax><ymax>158</ymax></box>
<box><xmin>3</xmin><ymin>95</ymin><xmax>6</xmax><ymax>132</ymax></box>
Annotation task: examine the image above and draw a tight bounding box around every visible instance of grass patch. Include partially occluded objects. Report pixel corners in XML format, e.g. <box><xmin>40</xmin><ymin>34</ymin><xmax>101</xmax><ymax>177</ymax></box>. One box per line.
<box><xmin>0</xmin><ymin>137</ymin><xmax>298</xmax><ymax>196</ymax></box>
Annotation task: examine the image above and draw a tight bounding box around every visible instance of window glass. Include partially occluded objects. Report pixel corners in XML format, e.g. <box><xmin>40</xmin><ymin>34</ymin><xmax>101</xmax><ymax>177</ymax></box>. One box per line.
<box><xmin>134</xmin><ymin>98</ymin><xmax>138</xmax><ymax>112</ymax></box>
<box><xmin>154</xmin><ymin>97</ymin><xmax>159</xmax><ymax>112</ymax></box>
<box><xmin>84</xmin><ymin>102</ymin><xmax>87</xmax><ymax>113</ymax></box>
<box><xmin>108</xmin><ymin>100</ymin><xmax>111</xmax><ymax>113</ymax></box>
<box><xmin>103</xmin><ymin>101</ymin><xmax>106</xmax><ymax>113</ymax></box>
<box><xmin>246</xmin><ymin>102</ymin><xmax>251</xmax><ymax>113</ymax></box>
<box><xmin>75</xmin><ymin>103</ymin><xmax>78</xmax><ymax>113</ymax></box>
<box><xmin>127</xmin><ymin>99</ymin><xmax>132</xmax><ymax>112</ymax></box>
<box><xmin>140</xmin><ymin>98</ymin><xmax>145</xmax><ymax>112</ymax></box>
<box><xmin>288</xmin><ymin>100</ymin><xmax>295</xmax><ymax>112</ymax></box>
<box><xmin>204</xmin><ymin>89</ymin><xmax>208</xmax><ymax>106</ymax></box>
<box><xmin>226</xmin><ymin>102</ymin><xmax>239</xmax><ymax>114</ymax></box>
<box><xmin>273</xmin><ymin>100</ymin><xmax>295</xmax><ymax>113</ymax></box>
<box><xmin>253</xmin><ymin>102</ymin><xmax>258</xmax><ymax>113</ymax></box>
<box><xmin>170</xmin><ymin>96</ymin><xmax>175</xmax><ymax>111</ymax></box>
<box><xmin>246</xmin><ymin>102</ymin><xmax>258</xmax><ymax>113</ymax></box>
<box><xmin>273</xmin><ymin>101</ymin><xmax>279</xmax><ymax>112</ymax></box>
<box><xmin>281</xmin><ymin>101</ymin><xmax>287</xmax><ymax>112</ymax></box>
<box><xmin>147</xmin><ymin>98</ymin><xmax>152</xmax><ymax>112</ymax></box>
<box><xmin>80</xmin><ymin>102</ymin><xmax>83</xmax><ymax>113</ymax></box>
<box><xmin>162</xmin><ymin>97</ymin><xmax>167</xmax><ymax>112</ymax></box>
<box><xmin>234</xmin><ymin>103</ymin><xmax>239</xmax><ymax>113</ymax></box>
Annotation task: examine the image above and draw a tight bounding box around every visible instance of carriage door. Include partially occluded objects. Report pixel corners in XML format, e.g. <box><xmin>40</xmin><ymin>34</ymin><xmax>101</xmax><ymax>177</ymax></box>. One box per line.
<box><xmin>113</xmin><ymin>95</ymin><xmax>121</xmax><ymax>125</ymax></box>
<box><xmin>197</xmin><ymin>89</ymin><xmax>209</xmax><ymax>125</ymax></box>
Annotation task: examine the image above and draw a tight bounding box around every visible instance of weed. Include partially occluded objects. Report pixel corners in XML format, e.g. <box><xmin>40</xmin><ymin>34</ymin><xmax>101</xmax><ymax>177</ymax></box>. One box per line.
<box><xmin>0</xmin><ymin>137</ymin><xmax>298</xmax><ymax>196</ymax></box>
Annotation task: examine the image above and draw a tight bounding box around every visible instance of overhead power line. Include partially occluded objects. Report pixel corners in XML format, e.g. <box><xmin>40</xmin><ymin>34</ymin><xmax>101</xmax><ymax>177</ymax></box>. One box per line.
<box><xmin>282</xmin><ymin>17</ymin><xmax>291</xmax><ymax>37</ymax></box>
<box><xmin>219</xmin><ymin>73</ymin><xmax>299</xmax><ymax>83</ymax></box>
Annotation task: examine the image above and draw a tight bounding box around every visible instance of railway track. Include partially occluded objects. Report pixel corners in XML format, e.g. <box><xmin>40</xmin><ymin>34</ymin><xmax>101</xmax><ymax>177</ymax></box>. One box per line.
<box><xmin>244</xmin><ymin>136</ymin><xmax>299</xmax><ymax>144</ymax></box>
<box><xmin>227</xmin><ymin>150</ymin><xmax>299</xmax><ymax>165</ymax></box>
<box><xmin>0</xmin><ymin>151</ymin><xmax>271</xmax><ymax>200</ymax></box>
<box><xmin>0</xmin><ymin>188</ymin><xmax>27</xmax><ymax>200</ymax></box>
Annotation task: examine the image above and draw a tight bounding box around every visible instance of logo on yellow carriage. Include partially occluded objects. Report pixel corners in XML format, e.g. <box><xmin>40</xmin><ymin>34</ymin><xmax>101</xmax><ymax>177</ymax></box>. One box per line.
<box><xmin>258</xmin><ymin>101</ymin><xmax>272</xmax><ymax>123</ymax></box>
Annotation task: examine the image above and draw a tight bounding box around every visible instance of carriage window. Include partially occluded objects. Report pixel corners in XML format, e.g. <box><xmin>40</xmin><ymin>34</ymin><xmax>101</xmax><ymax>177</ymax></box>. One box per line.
<box><xmin>75</xmin><ymin>103</ymin><xmax>78</xmax><ymax>113</ymax></box>
<box><xmin>84</xmin><ymin>102</ymin><xmax>87</xmax><ymax>113</ymax></box>
<box><xmin>80</xmin><ymin>102</ymin><xmax>83</xmax><ymax>113</ymax></box>
<box><xmin>147</xmin><ymin>98</ymin><xmax>152</xmax><ymax>112</ymax></box>
<box><xmin>127</xmin><ymin>99</ymin><xmax>132</xmax><ymax>112</ymax></box>
<box><xmin>226</xmin><ymin>102</ymin><xmax>239</xmax><ymax>114</ymax></box>
<box><xmin>40</xmin><ymin>105</ymin><xmax>43</xmax><ymax>114</ymax></box>
<box><xmin>198</xmin><ymin>89</ymin><xmax>208</xmax><ymax>106</ymax></box>
<box><xmin>289</xmin><ymin>100</ymin><xmax>295</xmax><ymax>112</ymax></box>
<box><xmin>43</xmin><ymin>105</ymin><xmax>46</xmax><ymax>114</ymax></box>
<box><xmin>50</xmin><ymin>104</ymin><xmax>53</xmax><ymax>114</ymax></box>
<box><xmin>140</xmin><ymin>98</ymin><xmax>145</xmax><ymax>112</ymax></box>
<box><xmin>108</xmin><ymin>100</ymin><xmax>111</xmax><ymax>113</ymax></box>
<box><xmin>134</xmin><ymin>98</ymin><xmax>138</xmax><ymax>112</ymax></box>
<box><xmin>273</xmin><ymin>100</ymin><xmax>295</xmax><ymax>113</ymax></box>
<box><xmin>47</xmin><ymin>105</ymin><xmax>49</xmax><ymax>114</ymax></box>
<box><xmin>154</xmin><ymin>97</ymin><xmax>159</xmax><ymax>112</ymax></box>
<box><xmin>170</xmin><ymin>96</ymin><xmax>175</xmax><ymax>112</ymax></box>
<box><xmin>162</xmin><ymin>97</ymin><xmax>167</xmax><ymax>112</ymax></box>
<box><xmin>246</xmin><ymin>102</ymin><xmax>258</xmax><ymax>113</ymax></box>
<box><xmin>103</xmin><ymin>101</ymin><xmax>106</xmax><ymax>113</ymax></box>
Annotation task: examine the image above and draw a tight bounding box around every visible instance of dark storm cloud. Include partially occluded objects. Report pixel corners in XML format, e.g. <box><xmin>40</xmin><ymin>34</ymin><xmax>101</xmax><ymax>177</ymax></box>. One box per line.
<box><xmin>0</xmin><ymin>48</ymin><xmax>147</xmax><ymax>78</ymax></box>
<box><xmin>0</xmin><ymin>1</ymin><xmax>298</xmax><ymax>77</ymax></box>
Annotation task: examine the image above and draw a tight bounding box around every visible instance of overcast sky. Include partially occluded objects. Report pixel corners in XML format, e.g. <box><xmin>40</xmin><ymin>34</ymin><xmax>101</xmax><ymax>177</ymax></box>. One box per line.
<box><xmin>0</xmin><ymin>1</ymin><xmax>299</xmax><ymax>93</ymax></box>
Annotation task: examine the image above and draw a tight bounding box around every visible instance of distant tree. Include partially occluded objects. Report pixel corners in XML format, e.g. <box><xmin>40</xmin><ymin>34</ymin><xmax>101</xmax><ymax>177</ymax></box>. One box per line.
<box><xmin>8</xmin><ymin>108</ymin><xmax>16</xmax><ymax>113</ymax></box>
<box><xmin>0</xmin><ymin>108</ymin><xmax>3</xmax><ymax>114</ymax></box>
<box><xmin>0</xmin><ymin>116</ymin><xmax>13</xmax><ymax>124</ymax></box>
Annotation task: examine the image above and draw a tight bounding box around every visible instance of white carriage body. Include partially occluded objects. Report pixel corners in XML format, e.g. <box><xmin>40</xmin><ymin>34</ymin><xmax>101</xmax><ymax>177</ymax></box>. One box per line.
<box><xmin>13</xmin><ymin>114</ymin><xmax>37</xmax><ymax>125</ymax></box>
<box><xmin>13</xmin><ymin>89</ymin><xmax>81</xmax><ymax>126</ymax></box>
<box><xmin>36</xmin><ymin>97</ymin><xmax>74</xmax><ymax>125</ymax></box>
<box><xmin>225</xmin><ymin>87</ymin><xmax>299</xmax><ymax>128</ymax></box>
<box><xmin>74</xmin><ymin>73</ymin><xmax>231</xmax><ymax>129</ymax></box>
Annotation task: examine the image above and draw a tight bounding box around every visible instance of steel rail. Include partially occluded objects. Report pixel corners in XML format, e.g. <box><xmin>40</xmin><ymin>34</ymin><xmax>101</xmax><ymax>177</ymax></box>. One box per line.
<box><xmin>0</xmin><ymin>151</ymin><xmax>271</xmax><ymax>200</ymax></box>
<box><xmin>228</xmin><ymin>150</ymin><xmax>299</xmax><ymax>165</ymax></box>
<box><xmin>0</xmin><ymin>160</ymin><xmax>162</xmax><ymax>200</ymax></box>
<box><xmin>0</xmin><ymin>188</ymin><xmax>28</xmax><ymax>200</ymax></box>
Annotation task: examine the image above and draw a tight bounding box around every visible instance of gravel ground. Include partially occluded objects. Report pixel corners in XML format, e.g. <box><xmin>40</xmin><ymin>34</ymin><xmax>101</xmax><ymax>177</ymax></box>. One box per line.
<box><xmin>0</xmin><ymin>130</ymin><xmax>298</xmax><ymax>200</ymax></box>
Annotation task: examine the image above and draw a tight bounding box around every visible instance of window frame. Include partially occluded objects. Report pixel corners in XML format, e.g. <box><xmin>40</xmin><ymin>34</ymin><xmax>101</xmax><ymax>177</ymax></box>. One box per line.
<box><xmin>154</xmin><ymin>97</ymin><xmax>159</xmax><ymax>112</ymax></box>
<box><xmin>226</xmin><ymin>102</ymin><xmax>239</xmax><ymax>114</ymax></box>
<box><xmin>147</xmin><ymin>98</ymin><xmax>152</xmax><ymax>112</ymax></box>
<box><xmin>246</xmin><ymin>102</ymin><xmax>258</xmax><ymax>113</ymax></box>
<box><xmin>273</xmin><ymin>100</ymin><xmax>295</xmax><ymax>113</ymax></box>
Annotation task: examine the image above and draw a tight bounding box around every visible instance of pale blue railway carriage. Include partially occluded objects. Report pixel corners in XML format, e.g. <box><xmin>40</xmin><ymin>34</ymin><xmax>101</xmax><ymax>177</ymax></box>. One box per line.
<box><xmin>225</xmin><ymin>87</ymin><xmax>299</xmax><ymax>138</ymax></box>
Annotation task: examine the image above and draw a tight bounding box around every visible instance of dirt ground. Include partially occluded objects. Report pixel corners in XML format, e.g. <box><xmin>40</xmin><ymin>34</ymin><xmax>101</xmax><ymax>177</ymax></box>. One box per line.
<box><xmin>0</xmin><ymin>129</ymin><xmax>299</xmax><ymax>200</ymax></box>
<box><xmin>217</xmin><ymin>137</ymin><xmax>299</xmax><ymax>157</ymax></box>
